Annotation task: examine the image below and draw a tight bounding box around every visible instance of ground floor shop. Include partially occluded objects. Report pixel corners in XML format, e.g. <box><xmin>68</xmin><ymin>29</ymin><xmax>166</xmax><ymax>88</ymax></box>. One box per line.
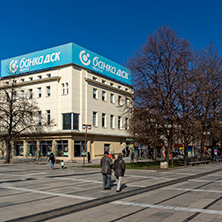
<box><xmin>0</xmin><ymin>133</ymin><xmax>128</xmax><ymax>161</ymax></box>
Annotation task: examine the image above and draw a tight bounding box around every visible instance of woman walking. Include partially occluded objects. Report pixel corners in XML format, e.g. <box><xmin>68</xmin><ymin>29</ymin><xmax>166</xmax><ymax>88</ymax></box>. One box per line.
<box><xmin>113</xmin><ymin>153</ymin><xmax>125</xmax><ymax>192</ymax></box>
<box><xmin>49</xmin><ymin>153</ymin><xmax>55</xmax><ymax>170</ymax></box>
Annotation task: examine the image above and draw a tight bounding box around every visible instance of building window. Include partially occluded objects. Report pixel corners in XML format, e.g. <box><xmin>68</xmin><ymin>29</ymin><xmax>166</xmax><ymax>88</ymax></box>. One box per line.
<box><xmin>14</xmin><ymin>141</ymin><xmax>24</xmax><ymax>156</ymax></box>
<box><xmin>29</xmin><ymin>77</ymin><xmax>33</xmax><ymax>81</ymax></box>
<box><xmin>118</xmin><ymin>85</ymin><xmax>121</xmax><ymax>89</ymax></box>
<box><xmin>13</xmin><ymin>91</ymin><xmax>16</xmax><ymax>101</ymax></box>
<box><xmin>125</xmin><ymin>117</ymin><xmax>128</xmax><ymax>130</ymax></box>
<box><xmin>74</xmin><ymin>140</ymin><xmax>85</xmax><ymax>157</ymax></box>
<box><xmin>93</xmin><ymin>112</ymin><xmax>97</xmax><ymax>127</ymax></box>
<box><xmin>46</xmin><ymin>86</ymin><xmax>51</xmax><ymax>97</ymax></box>
<box><xmin>110</xmin><ymin>83</ymin><xmax>114</xmax><ymax>86</ymax></box>
<box><xmin>30</xmin><ymin>112</ymin><xmax>33</xmax><ymax>125</ymax></box>
<box><xmin>21</xmin><ymin>90</ymin><xmax>24</xmax><ymax>99</ymax></box>
<box><xmin>40</xmin><ymin>141</ymin><xmax>52</xmax><ymax>157</ymax></box>
<box><xmin>110</xmin><ymin>115</ymin><xmax>114</xmax><ymax>129</ymax></box>
<box><xmin>38</xmin><ymin>111</ymin><xmax>41</xmax><ymax>125</ymax></box>
<box><xmin>104</xmin><ymin>144</ymin><xmax>110</xmax><ymax>152</ymax></box>
<box><xmin>21</xmin><ymin>78</ymin><xmax>25</xmax><ymax>82</ymax></box>
<box><xmin>27</xmin><ymin>141</ymin><xmax>37</xmax><ymax>157</ymax></box>
<box><xmin>102</xmin><ymin>80</ymin><xmax>106</xmax><ymax>84</ymax></box>
<box><xmin>93</xmin><ymin>77</ymin><xmax>97</xmax><ymax>80</ymax></box>
<box><xmin>62</xmin><ymin>83</ymin><xmax>65</xmax><ymax>95</ymax></box>
<box><xmin>56</xmin><ymin>140</ymin><xmax>68</xmax><ymax>157</ymax></box>
<box><xmin>102</xmin><ymin>113</ymin><xmax>106</xmax><ymax>127</ymax></box>
<box><xmin>125</xmin><ymin>98</ymin><xmax>130</xmax><ymax>106</ymax></box>
<box><xmin>38</xmin><ymin>75</ymin><xmax>42</xmax><ymax>79</ymax></box>
<box><xmin>47</xmin><ymin>73</ymin><xmax>51</xmax><ymax>78</ymax></box>
<box><xmin>110</xmin><ymin>93</ymin><xmax>114</xmax><ymax>103</ymax></box>
<box><xmin>118</xmin><ymin>116</ymin><xmax>121</xmax><ymax>129</ymax></box>
<box><xmin>38</xmin><ymin>88</ymin><xmax>42</xmax><ymax>98</ymax></box>
<box><xmin>118</xmin><ymin>96</ymin><xmax>122</xmax><ymax>105</ymax></box>
<box><xmin>29</xmin><ymin>89</ymin><xmax>33</xmax><ymax>99</ymax></box>
<box><xmin>46</xmin><ymin>110</ymin><xmax>50</xmax><ymax>125</ymax></box>
<box><xmin>66</xmin><ymin>83</ymin><xmax>69</xmax><ymax>94</ymax></box>
<box><xmin>102</xmin><ymin>91</ymin><xmax>106</xmax><ymax>101</ymax></box>
<box><xmin>62</xmin><ymin>113</ymin><xmax>79</xmax><ymax>130</ymax></box>
<box><xmin>93</xmin><ymin>88</ymin><xmax>98</xmax><ymax>99</ymax></box>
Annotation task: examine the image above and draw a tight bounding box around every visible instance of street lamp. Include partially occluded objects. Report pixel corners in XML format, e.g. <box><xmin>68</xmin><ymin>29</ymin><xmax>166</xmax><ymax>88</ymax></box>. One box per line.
<box><xmin>82</xmin><ymin>124</ymin><xmax>92</xmax><ymax>166</ymax></box>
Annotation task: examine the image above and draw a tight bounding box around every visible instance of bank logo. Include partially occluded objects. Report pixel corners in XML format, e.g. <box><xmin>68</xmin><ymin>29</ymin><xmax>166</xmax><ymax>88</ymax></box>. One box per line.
<box><xmin>9</xmin><ymin>60</ymin><xmax>18</xmax><ymax>73</ymax></box>
<box><xmin>79</xmin><ymin>50</ymin><xmax>91</xmax><ymax>66</ymax></box>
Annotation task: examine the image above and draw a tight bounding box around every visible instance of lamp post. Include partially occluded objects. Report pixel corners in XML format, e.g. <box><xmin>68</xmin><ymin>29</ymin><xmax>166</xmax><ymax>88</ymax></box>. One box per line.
<box><xmin>82</xmin><ymin>124</ymin><xmax>91</xmax><ymax>166</ymax></box>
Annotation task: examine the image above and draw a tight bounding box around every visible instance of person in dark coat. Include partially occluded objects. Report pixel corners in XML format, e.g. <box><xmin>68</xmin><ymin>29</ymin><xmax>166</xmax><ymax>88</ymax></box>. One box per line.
<box><xmin>49</xmin><ymin>153</ymin><xmax>55</xmax><ymax>170</ymax></box>
<box><xmin>87</xmin><ymin>152</ymin><xmax>91</xmax><ymax>163</ymax></box>
<box><xmin>113</xmin><ymin>153</ymin><xmax>125</xmax><ymax>192</ymax></box>
<box><xmin>100</xmin><ymin>149</ymin><xmax>113</xmax><ymax>190</ymax></box>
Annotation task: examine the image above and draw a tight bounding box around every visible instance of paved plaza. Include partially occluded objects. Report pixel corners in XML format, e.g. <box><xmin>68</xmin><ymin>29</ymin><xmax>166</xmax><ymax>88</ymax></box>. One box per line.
<box><xmin>1</xmin><ymin>159</ymin><xmax>222</xmax><ymax>221</ymax></box>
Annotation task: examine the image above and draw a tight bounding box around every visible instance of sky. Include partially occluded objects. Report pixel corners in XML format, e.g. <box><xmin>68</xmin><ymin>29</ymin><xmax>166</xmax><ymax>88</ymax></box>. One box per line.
<box><xmin>1</xmin><ymin>0</ymin><xmax>222</xmax><ymax>68</ymax></box>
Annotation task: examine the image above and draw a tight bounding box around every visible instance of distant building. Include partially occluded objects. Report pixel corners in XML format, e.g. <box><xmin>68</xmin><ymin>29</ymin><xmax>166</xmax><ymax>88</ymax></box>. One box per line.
<box><xmin>0</xmin><ymin>43</ymin><xmax>133</xmax><ymax>160</ymax></box>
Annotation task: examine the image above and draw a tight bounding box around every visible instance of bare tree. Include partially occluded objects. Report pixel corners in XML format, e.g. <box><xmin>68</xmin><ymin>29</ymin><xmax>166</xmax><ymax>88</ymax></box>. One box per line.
<box><xmin>0</xmin><ymin>76</ymin><xmax>53</xmax><ymax>163</ymax></box>
<box><xmin>128</xmin><ymin>25</ymin><xmax>193</xmax><ymax>163</ymax></box>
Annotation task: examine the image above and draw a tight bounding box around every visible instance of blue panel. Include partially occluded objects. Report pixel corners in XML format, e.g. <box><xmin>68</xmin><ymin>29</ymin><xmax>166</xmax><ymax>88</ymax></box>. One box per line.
<box><xmin>72</xmin><ymin>43</ymin><xmax>131</xmax><ymax>85</ymax></box>
<box><xmin>1</xmin><ymin>43</ymin><xmax>73</xmax><ymax>77</ymax></box>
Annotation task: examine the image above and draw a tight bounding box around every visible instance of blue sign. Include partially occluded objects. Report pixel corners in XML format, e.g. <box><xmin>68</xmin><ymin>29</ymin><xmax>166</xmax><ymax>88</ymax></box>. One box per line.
<box><xmin>1</xmin><ymin>43</ymin><xmax>131</xmax><ymax>85</ymax></box>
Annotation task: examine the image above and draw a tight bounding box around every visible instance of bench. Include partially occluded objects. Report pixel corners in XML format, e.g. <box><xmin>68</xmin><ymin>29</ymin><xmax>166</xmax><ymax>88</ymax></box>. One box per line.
<box><xmin>187</xmin><ymin>158</ymin><xmax>210</xmax><ymax>166</ymax></box>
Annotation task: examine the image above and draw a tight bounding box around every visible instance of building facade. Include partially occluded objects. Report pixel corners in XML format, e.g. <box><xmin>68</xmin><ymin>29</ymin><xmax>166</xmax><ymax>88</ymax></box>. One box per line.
<box><xmin>0</xmin><ymin>43</ymin><xmax>133</xmax><ymax>161</ymax></box>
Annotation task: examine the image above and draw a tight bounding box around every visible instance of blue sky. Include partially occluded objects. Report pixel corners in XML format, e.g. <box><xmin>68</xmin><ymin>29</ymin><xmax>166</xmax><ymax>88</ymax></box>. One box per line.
<box><xmin>1</xmin><ymin>0</ymin><xmax>222</xmax><ymax>67</ymax></box>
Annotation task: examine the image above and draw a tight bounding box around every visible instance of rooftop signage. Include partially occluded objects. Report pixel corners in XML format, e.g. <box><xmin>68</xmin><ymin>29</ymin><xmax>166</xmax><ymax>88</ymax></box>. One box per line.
<box><xmin>1</xmin><ymin>43</ymin><xmax>131</xmax><ymax>85</ymax></box>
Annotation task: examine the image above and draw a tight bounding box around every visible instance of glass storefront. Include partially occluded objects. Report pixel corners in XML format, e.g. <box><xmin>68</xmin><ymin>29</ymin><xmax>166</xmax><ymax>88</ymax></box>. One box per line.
<box><xmin>74</xmin><ymin>140</ymin><xmax>85</xmax><ymax>157</ymax></box>
<box><xmin>56</xmin><ymin>140</ymin><xmax>68</xmax><ymax>157</ymax></box>
<box><xmin>40</xmin><ymin>141</ymin><xmax>52</xmax><ymax>157</ymax></box>
<box><xmin>14</xmin><ymin>141</ymin><xmax>24</xmax><ymax>156</ymax></box>
<box><xmin>27</xmin><ymin>141</ymin><xmax>37</xmax><ymax>157</ymax></box>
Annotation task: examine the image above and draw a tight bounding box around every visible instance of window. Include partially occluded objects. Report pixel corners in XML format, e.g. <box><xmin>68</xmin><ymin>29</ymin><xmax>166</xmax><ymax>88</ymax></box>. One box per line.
<box><xmin>118</xmin><ymin>85</ymin><xmax>121</xmax><ymax>89</ymax></box>
<box><xmin>104</xmin><ymin>144</ymin><xmax>110</xmax><ymax>152</ymax></box>
<box><xmin>125</xmin><ymin>117</ymin><xmax>128</xmax><ymax>130</ymax></box>
<box><xmin>93</xmin><ymin>112</ymin><xmax>97</xmax><ymax>127</ymax></box>
<box><xmin>29</xmin><ymin>89</ymin><xmax>33</xmax><ymax>99</ymax></box>
<box><xmin>46</xmin><ymin>110</ymin><xmax>50</xmax><ymax>125</ymax></box>
<box><xmin>66</xmin><ymin>83</ymin><xmax>69</xmax><ymax>94</ymax></box>
<box><xmin>74</xmin><ymin>140</ymin><xmax>85</xmax><ymax>157</ymax></box>
<box><xmin>38</xmin><ymin>111</ymin><xmax>41</xmax><ymax>125</ymax></box>
<box><xmin>40</xmin><ymin>141</ymin><xmax>52</xmax><ymax>157</ymax></box>
<box><xmin>62</xmin><ymin>83</ymin><xmax>65</xmax><ymax>95</ymax></box>
<box><xmin>14</xmin><ymin>141</ymin><xmax>24</xmax><ymax>156</ymax></box>
<box><xmin>93</xmin><ymin>77</ymin><xmax>97</xmax><ymax>80</ymax></box>
<box><xmin>110</xmin><ymin>83</ymin><xmax>114</xmax><ymax>86</ymax></box>
<box><xmin>38</xmin><ymin>88</ymin><xmax>41</xmax><ymax>98</ymax></box>
<box><xmin>125</xmin><ymin>98</ymin><xmax>130</xmax><ymax>106</ymax></box>
<box><xmin>102</xmin><ymin>91</ymin><xmax>106</xmax><ymax>101</ymax></box>
<box><xmin>21</xmin><ymin>78</ymin><xmax>25</xmax><ymax>82</ymax></box>
<box><xmin>102</xmin><ymin>80</ymin><xmax>106</xmax><ymax>84</ymax></box>
<box><xmin>38</xmin><ymin>75</ymin><xmax>42</xmax><ymax>79</ymax></box>
<box><xmin>110</xmin><ymin>93</ymin><xmax>114</xmax><ymax>103</ymax></box>
<box><xmin>47</xmin><ymin>73</ymin><xmax>51</xmax><ymax>78</ymax></box>
<box><xmin>93</xmin><ymin>88</ymin><xmax>98</xmax><ymax>99</ymax></box>
<box><xmin>46</xmin><ymin>86</ymin><xmax>51</xmax><ymax>97</ymax></box>
<box><xmin>21</xmin><ymin>90</ymin><xmax>24</xmax><ymax>99</ymax></box>
<box><xmin>30</xmin><ymin>112</ymin><xmax>33</xmax><ymax>125</ymax></box>
<box><xmin>118</xmin><ymin>96</ymin><xmax>122</xmax><ymax>105</ymax></box>
<box><xmin>118</xmin><ymin>116</ymin><xmax>122</xmax><ymax>129</ymax></box>
<box><xmin>62</xmin><ymin>113</ymin><xmax>79</xmax><ymax>130</ymax></box>
<box><xmin>102</xmin><ymin>113</ymin><xmax>106</xmax><ymax>127</ymax></box>
<box><xmin>29</xmin><ymin>77</ymin><xmax>33</xmax><ymax>81</ymax></box>
<box><xmin>13</xmin><ymin>91</ymin><xmax>16</xmax><ymax>101</ymax></box>
<box><xmin>56</xmin><ymin>140</ymin><xmax>68</xmax><ymax>157</ymax></box>
<box><xmin>27</xmin><ymin>141</ymin><xmax>37</xmax><ymax>157</ymax></box>
<box><xmin>110</xmin><ymin>115</ymin><xmax>114</xmax><ymax>129</ymax></box>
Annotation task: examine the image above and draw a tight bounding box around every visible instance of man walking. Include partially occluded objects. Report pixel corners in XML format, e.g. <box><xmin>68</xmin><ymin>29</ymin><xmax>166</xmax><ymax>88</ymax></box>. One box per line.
<box><xmin>100</xmin><ymin>149</ymin><xmax>113</xmax><ymax>190</ymax></box>
<box><xmin>113</xmin><ymin>153</ymin><xmax>125</xmax><ymax>192</ymax></box>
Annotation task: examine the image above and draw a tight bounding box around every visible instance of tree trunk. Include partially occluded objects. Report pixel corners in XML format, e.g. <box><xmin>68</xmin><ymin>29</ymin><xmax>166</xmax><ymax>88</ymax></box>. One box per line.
<box><xmin>5</xmin><ymin>141</ymin><xmax>11</xmax><ymax>163</ymax></box>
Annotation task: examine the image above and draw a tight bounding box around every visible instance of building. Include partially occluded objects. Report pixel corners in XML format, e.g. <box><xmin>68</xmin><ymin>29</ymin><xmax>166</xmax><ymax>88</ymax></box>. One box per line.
<box><xmin>0</xmin><ymin>43</ymin><xmax>133</xmax><ymax>161</ymax></box>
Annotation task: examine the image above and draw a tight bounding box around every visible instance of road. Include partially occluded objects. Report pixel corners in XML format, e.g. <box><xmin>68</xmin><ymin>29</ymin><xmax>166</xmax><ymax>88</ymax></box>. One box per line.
<box><xmin>0</xmin><ymin>161</ymin><xmax>222</xmax><ymax>221</ymax></box>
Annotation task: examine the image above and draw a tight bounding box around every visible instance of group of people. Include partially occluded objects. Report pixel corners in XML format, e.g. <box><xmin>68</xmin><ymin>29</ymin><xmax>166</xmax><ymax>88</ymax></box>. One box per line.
<box><xmin>49</xmin><ymin>149</ymin><xmax>126</xmax><ymax>192</ymax></box>
<box><xmin>100</xmin><ymin>149</ymin><xmax>125</xmax><ymax>192</ymax></box>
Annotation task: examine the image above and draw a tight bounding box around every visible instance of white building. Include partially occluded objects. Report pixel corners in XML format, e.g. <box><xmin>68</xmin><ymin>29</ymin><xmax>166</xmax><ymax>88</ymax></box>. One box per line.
<box><xmin>0</xmin><ymin>43</ymin><xmax>133</xmax><ymax>161</ymax></box>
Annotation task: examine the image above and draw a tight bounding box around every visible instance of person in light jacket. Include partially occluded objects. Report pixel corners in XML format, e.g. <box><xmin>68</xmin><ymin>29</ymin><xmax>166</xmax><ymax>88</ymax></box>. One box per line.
<box><xmin>113</xmin><ymin>153</ymin><xmax>125</xmax><ymax>192</ymax></box>
<box><xmin>100</xmin><ymin>149</ymin><xmax>113</xmax><ymax>190</ymax></box>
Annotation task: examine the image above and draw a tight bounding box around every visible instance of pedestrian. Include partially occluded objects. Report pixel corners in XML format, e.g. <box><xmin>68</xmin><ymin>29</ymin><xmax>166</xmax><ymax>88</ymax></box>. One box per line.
<box><xmin>49</xmin><ymin>152</ymin><xmax>55</xmax><ymax>170</ymax></box>
<box><xmin>87</xmin><ymin>152</ymin><xmax>91</xmax><ymax>163</ymax></box>
<box><xmin>113</xmin><ymin>153</ymin><xmax>125</xmax><ymax>192</ymax></box>
<box><xmin>60</xmin><ymin>160</ymin><xmax>66</xmax><ymax>169</ymax></box>
<box><xmin>131</xmin><ymin>151</ymin><xmax>134</xmax><ymax>163</ymax></box>
<box><xmin>100</xmin><ymin>149</ymin><xmax>113</xmax><ymax>190</ymax></box>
